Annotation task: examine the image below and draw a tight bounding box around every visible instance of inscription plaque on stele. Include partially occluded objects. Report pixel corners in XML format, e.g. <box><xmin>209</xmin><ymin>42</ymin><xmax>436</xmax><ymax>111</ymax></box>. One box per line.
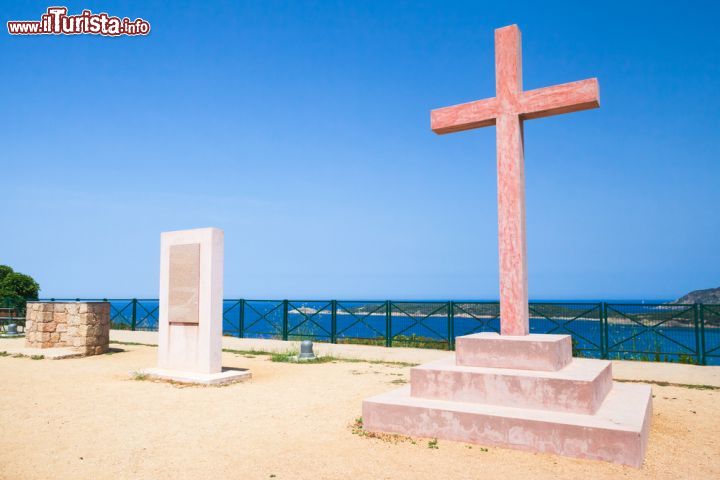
<box><xmin>168</xmin><ymin>243</ymin><xmax>200</xmax><ymax>324</ymax></box>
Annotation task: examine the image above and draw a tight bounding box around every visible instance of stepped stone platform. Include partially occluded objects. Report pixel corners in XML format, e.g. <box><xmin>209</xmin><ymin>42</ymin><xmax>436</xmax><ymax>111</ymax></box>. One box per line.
<box><xmin>363</xmin><ymin>332</ymin><xmax>652</xmax><ymax>467</ymax></box>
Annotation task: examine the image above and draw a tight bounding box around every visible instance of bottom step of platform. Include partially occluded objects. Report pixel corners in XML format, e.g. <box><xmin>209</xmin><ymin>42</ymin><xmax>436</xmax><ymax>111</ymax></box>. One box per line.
<box><xmin>363</xmin><ymin>382</ymin><xmax>652</xmax><ymax>467</ymax></box>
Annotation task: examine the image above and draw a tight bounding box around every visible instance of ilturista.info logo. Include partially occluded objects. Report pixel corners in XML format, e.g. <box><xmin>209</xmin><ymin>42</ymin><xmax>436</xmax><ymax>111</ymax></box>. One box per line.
<box><xmin>7</xmin><ymin>6</ymin><xmax>150</xmax><ymax>36</ymax></box>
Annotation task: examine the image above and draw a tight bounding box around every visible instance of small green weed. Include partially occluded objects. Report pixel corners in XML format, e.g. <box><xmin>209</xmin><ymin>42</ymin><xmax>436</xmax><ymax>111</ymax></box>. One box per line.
<box><xmin>270</xmin><ymin>351</ymin><xmax>335</xmax><ymax>364</ymax></box>
<box><xmin>223</xmin><ymin>348</ymin><xmax>273</xmax><ymax>357</ymax></box>
<box><xmin>350</xmin><ymin>417</ymin><xmax>411</xmax><ymax>443</ymax></box>
<box><xmin>270</xmin><ymin>351</ymin><xmax>296</xmax><ymax>363</ymax></box>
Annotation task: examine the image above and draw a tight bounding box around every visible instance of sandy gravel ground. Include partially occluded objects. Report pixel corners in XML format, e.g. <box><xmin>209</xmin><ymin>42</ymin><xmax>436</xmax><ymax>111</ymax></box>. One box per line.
<box><xmin>1</xmin><ymin>343</ymin><xmax>718</xmax><ymax>480</ymax></box>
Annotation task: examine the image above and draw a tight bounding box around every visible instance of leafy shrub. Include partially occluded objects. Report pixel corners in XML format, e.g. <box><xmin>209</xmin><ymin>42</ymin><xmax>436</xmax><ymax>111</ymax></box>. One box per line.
<box><xmin>0</xmin><ymin>265</ymin><xmax>40</xmax><ymax>316</ymax></box>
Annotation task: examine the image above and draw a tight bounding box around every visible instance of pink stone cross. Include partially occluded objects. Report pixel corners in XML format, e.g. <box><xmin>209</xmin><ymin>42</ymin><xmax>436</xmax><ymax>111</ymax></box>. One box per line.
<box><xmin>431</xmin><ymin>25</ymin><xmax>599</xmax><ymax>336</ymax></box>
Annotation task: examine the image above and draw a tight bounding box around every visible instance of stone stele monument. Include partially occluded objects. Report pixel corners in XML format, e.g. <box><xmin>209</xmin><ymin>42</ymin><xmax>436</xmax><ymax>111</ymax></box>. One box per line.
<box><xmin>141</xmin><ymin>227</ymin><xmax>250</xmax><ymax>385</ymax></box>
<box><xmin>362</xmin><ymin>25</ymin><xmax>652</xmax><ymax>467</ymax></box>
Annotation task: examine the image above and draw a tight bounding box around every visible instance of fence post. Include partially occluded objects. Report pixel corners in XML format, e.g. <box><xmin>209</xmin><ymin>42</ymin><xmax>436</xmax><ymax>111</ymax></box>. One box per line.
<box><xmin>600</xmin><ymin>302</ymin><xmax>608</xmax><ymax>359</ymax></box>
<box><xmin>282</xmin><ymin>300</ymin><xmax>289</xmax><ymax>341</ymax></box>
<box><xmin>331</xmin><ymin>300</ymin><xmax>337</xmax><ymax>344</ymax></box>
<box><xmin>238</xmin><ymin>299</ymin><xmax>245</xmax><ymax>338</ymax></box>
<box><xmin>7</xmin><ymin>300</ymin><xmax>13</xmax><ymax>332</ymax></box>
<box><xmin>702</xmin><ymin>304</ymin><xmax>708</xmax><ymax>366</ymax></box>
<box><xmin>698</xmin><ymin>304</ymin><xmax>706</xmax><ymax>366</ymax></box>
<box><xmin>448</xmin><ymin>301</ymin><xmax>455</xmax><ymax>350</ymax></box>
<box><xmin>385</xmin><ymin>300</ymin><xmax>392</xmax><ymax>347</ymax></box>
<box><xmin>131</xmin><ymin>298</ymin><xmax>137</xmax><ymax>331</ymax></box>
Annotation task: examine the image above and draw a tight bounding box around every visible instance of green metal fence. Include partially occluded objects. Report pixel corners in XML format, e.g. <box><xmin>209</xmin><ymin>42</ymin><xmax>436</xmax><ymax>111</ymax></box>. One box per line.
<box><xmin>3</xmin><ymin>297</ymin><xmax>718</xmax><ymax>365</ymax></box>
<box><xmin>605</xmin><ymin>303</ymin><xmax>700</xmax><ymax>364</ymax></box>
<box><xmin>0</xmin><ymin>296</ymin><xmax>27</xmax><ymax>333</ymax></box>
<box><xmin>702</xmin><ymin>304</ymin><xmax>720</xmax><ymax>363</ymax></box>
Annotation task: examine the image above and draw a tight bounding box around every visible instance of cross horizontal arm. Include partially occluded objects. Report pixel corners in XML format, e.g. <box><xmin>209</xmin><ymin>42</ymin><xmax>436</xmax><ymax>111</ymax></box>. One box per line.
<box><xmin>431</xmin><ymin>97</ymin><xmax>498</xmax><ymax>134</ymax></box>
<box><xmin>519</xmin><ymin>78</ymin><xmax>599</xmax><ymax>120</ymax></box>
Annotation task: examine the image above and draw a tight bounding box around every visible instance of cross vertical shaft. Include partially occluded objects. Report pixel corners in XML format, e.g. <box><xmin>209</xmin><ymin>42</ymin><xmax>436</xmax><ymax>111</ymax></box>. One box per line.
<box><xmin>495</xmin><ymin>26</ymin><xmax>528</xmax><ymax>335</ymax></box>
<box><xmin>496</xmin><ymin>114</ymin><xmax>528</xmax><ymax>335</ymax></box>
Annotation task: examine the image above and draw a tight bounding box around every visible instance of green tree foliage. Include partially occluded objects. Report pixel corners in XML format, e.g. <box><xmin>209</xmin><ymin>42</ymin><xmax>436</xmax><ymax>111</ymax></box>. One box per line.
<box><xmin>0</xmin><ymin>265</ymin><xmax>40</xmax><ymax>301</ymax></box>
<box><xmin>0</xmin><ymin>265</ymin><xmax>13</xmax><ymax>282</ymax></box>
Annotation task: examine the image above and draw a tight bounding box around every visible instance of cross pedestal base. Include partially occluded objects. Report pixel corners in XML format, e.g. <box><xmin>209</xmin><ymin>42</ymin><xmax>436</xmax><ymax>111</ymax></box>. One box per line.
<box><xmin>362</xmin><ymin>333</ymin><xmax>652</xmax><ymax>467</ymax></box>
<box><xmin>455</xmin><ymin>332</ymin><xmax>572</xmax><ymax>371</ymax></box>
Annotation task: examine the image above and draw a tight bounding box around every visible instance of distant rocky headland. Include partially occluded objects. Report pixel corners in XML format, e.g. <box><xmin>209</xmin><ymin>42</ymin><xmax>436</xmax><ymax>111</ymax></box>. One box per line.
<box><xmin>672</xmin><ymin>287</ymin><xmax>720</xmax><ymax>304</ymax></box>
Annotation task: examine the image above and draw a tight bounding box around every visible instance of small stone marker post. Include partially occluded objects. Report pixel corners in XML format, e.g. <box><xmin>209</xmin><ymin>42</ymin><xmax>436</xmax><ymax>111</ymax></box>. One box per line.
<box><xmin>142</xmin><ymin>227</ymin><xmax>250</xmax><ymax>385</ymax></box>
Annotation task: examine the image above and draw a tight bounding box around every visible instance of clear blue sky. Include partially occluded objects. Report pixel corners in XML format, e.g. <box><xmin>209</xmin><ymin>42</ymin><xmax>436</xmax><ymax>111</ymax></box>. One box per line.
<box><xmin>2</xmin><ymin>1</ymin><xmax>718</xmax><ymax>300</ymax></box>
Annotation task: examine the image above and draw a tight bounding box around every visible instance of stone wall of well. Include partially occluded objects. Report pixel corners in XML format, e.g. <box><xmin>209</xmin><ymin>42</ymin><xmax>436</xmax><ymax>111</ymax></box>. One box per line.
<box><xmin>24</xmin><ymin>302</ymin><xmax>110</xmax><ymax>355</ymax></box>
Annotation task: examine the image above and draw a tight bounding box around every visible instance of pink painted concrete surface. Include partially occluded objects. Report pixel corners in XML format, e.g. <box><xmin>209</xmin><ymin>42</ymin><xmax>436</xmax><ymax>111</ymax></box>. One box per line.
<box><xmin>364</xmin><ymin>332</ymin><xmax>652</xmax><ymax>466</ymax></box>
<box><xmin>455</xmin><ymin>332</ymin><xmax>572</xmax><ymax>371</ymax></box>
<box><xmin>363</xmin><ymin>381</ymin><xmax>651</xmax><ymax>468</ymax></box>
<box><xmin>431</xmin><ymin>24</ymin><xmax>600</xmax><ymax>336</ymax></box>
<box><xmin>411</xmin><ymin>356</ymin><xmax>613</xmax><ymax>414</ymax></box>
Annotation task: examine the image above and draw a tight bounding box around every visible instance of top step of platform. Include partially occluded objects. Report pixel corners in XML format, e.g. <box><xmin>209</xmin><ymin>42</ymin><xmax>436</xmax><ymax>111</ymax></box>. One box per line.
<box><xmin>455</xmin><ymin>333</ymin><xmax>572</xmax><ymax>371</ymax></box>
